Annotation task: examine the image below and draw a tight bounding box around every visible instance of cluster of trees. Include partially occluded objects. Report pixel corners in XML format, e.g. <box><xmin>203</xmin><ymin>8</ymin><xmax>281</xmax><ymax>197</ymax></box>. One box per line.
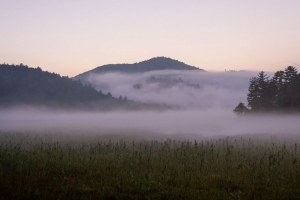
<box><xmin>234</xmin><ymin>66</ymin><xmax>300</xmax><ymax>114</ymax></box>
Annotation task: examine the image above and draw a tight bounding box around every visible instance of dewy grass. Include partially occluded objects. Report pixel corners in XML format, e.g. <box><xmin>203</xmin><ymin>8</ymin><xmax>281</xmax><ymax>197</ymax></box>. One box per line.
<box><xmin>0</xmin><ymin>132</ymin><xmax>300</xmax><ymax>199</ymax></box>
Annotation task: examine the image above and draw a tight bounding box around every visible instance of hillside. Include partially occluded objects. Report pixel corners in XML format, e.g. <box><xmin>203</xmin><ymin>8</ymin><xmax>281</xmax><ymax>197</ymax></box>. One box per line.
<box><xmin>0</xmin><ymin>63</ymin><xmax>115</xmax><ymax>108</ymax></box>
<box><xmin>74</xmin><ymin>57</ymin><xmax>204</xmax><ymax>81</ymax></box>
<box><xmin>0</xmin><ymin>63</ymin><xmax>176</xmax><ymax>111</ymax></box>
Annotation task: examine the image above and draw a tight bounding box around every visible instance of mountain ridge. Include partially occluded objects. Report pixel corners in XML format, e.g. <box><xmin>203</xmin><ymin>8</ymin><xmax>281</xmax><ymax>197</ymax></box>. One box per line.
<box><xmin>74</xmin><ymin>57</ymin><xmax>204</xmax><ymax>80</ymax></box>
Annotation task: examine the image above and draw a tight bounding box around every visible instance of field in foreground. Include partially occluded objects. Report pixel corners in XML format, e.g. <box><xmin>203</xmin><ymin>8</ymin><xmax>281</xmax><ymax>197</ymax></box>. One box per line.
<box><xmin>1</xmin><ymin>132</ymin><xmax>300</xmax><ymax>200</ymax></box>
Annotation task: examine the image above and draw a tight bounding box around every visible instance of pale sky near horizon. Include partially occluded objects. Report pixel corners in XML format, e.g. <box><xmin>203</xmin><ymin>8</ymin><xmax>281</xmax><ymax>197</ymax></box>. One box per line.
<box><xmin>1</xmin><ymin>0</ymin><xmax>299</xmax><ymax>76</ymax></box>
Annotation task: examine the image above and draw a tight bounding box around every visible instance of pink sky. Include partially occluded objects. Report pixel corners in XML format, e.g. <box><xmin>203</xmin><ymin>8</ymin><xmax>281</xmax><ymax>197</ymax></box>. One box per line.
<box><xmin>1</xmin><ymin>0</ymin><xmax>299</xmax><ymax>76</ymax></box>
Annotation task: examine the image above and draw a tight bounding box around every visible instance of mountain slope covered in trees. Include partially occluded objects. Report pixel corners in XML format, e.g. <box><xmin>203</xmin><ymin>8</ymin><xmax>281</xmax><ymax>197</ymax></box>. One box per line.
<box><xmin>74</xmin><ymin>57</ymin><xmax>204</xmax><ymax>81</ymax></box>
<box><xmin>0</xmin><ymin>63</ymin><xmax>119</xmax><ymax>109</ymax></box>
<box><xmin>234</xmin><ymin>66</ymin><xmax>300</xmax><ymax>114</ymax></box>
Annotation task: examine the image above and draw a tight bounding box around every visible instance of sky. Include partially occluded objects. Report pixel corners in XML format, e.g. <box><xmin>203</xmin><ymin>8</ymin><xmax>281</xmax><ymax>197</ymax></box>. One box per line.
<box><xmin>1</xmin><ymin>0</ymin><xmax>299</xmax><ymax>77</ymax></box>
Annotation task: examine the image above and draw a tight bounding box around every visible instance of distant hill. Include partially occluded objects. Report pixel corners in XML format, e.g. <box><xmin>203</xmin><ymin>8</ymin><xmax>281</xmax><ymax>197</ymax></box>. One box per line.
<box><xmin>74</xmin><ymin>57</ymin><xmax>204</xmax><ymax>81</ymax></box>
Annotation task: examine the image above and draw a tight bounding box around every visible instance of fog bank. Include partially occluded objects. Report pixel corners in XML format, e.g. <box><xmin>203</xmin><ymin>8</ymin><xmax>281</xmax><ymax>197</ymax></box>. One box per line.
<box><xmin>1</xmin><ymin>109</ymin><xmax>299</xmax><ymax>138</ymax></box>
<box><xmin>86</xmin><ymin>70</ymin><xmax>258</xmax><ymax>109</ymax></box>
<box><xmin>2</xmin><ymin>70</ymin><xmax>298</xmax><ymax>139</ymax></box>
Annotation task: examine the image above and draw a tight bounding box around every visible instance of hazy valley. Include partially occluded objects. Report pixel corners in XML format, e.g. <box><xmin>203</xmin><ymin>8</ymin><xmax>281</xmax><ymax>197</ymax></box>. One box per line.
<box><xmin>1</xmin><ymin>57</ymin><xmax>300</xmax><ymax>199</ymax></box>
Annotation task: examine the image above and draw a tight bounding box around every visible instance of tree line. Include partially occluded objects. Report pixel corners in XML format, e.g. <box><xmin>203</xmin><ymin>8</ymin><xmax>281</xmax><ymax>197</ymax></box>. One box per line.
<box><xmin>234</xmin><ymin>66</ymin><xmax>300</xmax><ymax>114</ymax></box>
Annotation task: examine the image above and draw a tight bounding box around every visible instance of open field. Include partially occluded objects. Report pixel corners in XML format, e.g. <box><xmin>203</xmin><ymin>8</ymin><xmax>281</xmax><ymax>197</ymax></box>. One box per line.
<box><xmin>1</xmin><ymin>132</ymin><xmax>300</xmax><ymax>199</ymax></box>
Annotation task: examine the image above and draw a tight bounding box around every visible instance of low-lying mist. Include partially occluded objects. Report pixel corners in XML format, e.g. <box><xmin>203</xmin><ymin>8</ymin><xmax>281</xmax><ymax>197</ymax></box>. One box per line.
<box><xmin>1</xmin><ymin>70</ymin><xmax>298</xmax><ymax>140</ymax></box>
<box><xmin>87</xmin><ymin>70</ymin><xmax>258</xmax><ymax>109</ymax></box>
<box><xmin>1</xmin><ymin>108</ymin><xmax>299</xmax><ymax>140</ymax></box>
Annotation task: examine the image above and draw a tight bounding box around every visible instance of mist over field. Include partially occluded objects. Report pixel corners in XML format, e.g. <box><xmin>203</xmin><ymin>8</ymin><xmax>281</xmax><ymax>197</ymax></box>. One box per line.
<box><xmin>86</xmin><ymin>70</ymin><xmax>258</xmax><ymax>109</ymax></box>
<box><xmin>1</xmin><ymin>108</ymin><xmax>300</xmax><ymax>139</ymax></box>
<box><xmin>1</xmin><ymin>70</ymin><xmax>299</xmax><ymax>138</ymax></box>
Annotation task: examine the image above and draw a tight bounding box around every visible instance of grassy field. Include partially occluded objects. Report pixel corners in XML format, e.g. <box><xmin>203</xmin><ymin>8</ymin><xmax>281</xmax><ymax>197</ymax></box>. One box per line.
<box><xmin>1</xmin><ymin>132</ymin><xmax>300</xmax><ymax>199</ymax></box>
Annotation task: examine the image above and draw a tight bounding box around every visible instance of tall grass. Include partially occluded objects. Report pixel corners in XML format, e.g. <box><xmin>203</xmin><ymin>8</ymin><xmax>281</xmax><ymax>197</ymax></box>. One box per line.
<box><xmin>1</xmin><ymin>132</ymin><xmax>300</xmax><ymax>199</ymax></box>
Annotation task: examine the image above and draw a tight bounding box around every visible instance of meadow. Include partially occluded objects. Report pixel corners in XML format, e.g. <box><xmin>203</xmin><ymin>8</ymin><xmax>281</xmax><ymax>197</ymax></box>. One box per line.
<box><xmin>1</xmin><ymin>132</ymin><xmax>300</xmax><ymax>199</ymax></box>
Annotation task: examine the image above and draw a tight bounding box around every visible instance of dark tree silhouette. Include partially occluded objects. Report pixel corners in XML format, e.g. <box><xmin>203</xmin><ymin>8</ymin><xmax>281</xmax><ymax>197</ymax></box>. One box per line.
<box><xmin>247</xmin><ymin>71</ymin><xmax>270</xmax><ymax>111</ymax></box>
<box><xmin>107</xmin><ymin>92</ymin><xmax>112</xmax><ymax>98</ymax></box>
<box><xmin>237</xmin><ymin>66</ymin><xmax>300</xmax><ymax>113</ymax></box>
<box><xmin>233</xmin><ymin>102</ymin><xmax>249</xmax><ymax>115</ymax></box>
<box><xmin>247</xmin><ymin>77</ymin><xmax>259</xmax><ymax>110</ymax></box>
<box><xmin>283</xmin><ymin>66</ymin><xmax>298</xmax><ymax>83</ymax></box>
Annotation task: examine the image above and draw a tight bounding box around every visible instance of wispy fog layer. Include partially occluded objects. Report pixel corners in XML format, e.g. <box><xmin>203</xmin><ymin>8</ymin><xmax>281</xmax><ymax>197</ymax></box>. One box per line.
<box><xmin>1</xmin><ymin>109</ymin><xmax>299</xmax><ymax>138</ymax></box>
<box><xmin>87</xmin><ymin>70</ymin><xmax>258</xmax><ymax>109</ymax></box>
<box><xmin>1</xmin><ymin>71</ymin><xmax>298</xmax><ymax>139</ymax></box>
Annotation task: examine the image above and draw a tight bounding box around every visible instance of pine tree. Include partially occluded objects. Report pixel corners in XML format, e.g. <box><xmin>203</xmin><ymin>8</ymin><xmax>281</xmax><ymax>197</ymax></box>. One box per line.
<box><xmin>107</xmin><ymin>92</ymin><xmax>112</xmax><ymax>98</ymax></box>
<box><xmin>233</xmin><ymin>102</ymin><xmax>249</xmax><ymax>115</ymax></box>
<box><xmin>247</xmin><ymin>71</ymin><xmax>271</xmax><ymax>111</ymax></box>
<box><xmin>281</xmin><ymin>66</ymin><xmax>298</xmax><ymax>108</ymax></box>
<box><xmin>247</xmin><ymin>77</ymin><xmax>259</xmax><ymax>110</ymax></box>
<box><xmin>283</xmin><ymin>66</ymin><xmax>297</xmax><ymax>83</ymax></box>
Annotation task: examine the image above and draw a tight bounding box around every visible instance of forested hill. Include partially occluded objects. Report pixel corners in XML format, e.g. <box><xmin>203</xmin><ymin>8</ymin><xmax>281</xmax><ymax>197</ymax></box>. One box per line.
<box><xmin>0</xmin><ymin>63</ymin><xmax>116</xmax><ymax>108</ymax></box>
<box><xmin>74</xmin><ymin>57</ymin><xmax>204</xmax><ymax>80</ymax></box>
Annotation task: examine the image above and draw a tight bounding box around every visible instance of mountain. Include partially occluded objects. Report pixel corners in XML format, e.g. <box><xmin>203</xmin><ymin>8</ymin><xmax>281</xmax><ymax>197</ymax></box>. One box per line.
<box><xmin>74</xmin><ymin>57</ymin><xmax>204</xmax><ymax>80</ymax></box>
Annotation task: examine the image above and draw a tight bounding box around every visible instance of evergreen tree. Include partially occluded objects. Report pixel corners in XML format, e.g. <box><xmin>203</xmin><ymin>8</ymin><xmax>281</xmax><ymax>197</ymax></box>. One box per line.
<box><xmin>247</xmin><ymin>77</ymin><xmax>259</xmax><ymax>110</ymax></box>
<box><xmin>107</xmin><ymin>92</ymin><xmax>112</xmax><ymax>98</ymax></box>
<box><xmin>281</xmin><ymin>66</ymin><xmax>298</xmax><ymax>108</ymax></box>
<box><xmin>247</xmin><ymin>71</ymin><xmax>272</xmax><ymax>111</ymax></box>
<box><xmin>258</xmin><ymin>71</ymin><xmax>273</xmax><ymax>110</ymax></box>
<box><xmin>270</xmin><ymin>70</ymin><xmax>284</xmax><ymax>108</ymax></box>
<box><xmin>294</xmin><ymin>74</ymin><xmax>300</xmax><ymax>109</ymax></box>
<box><xmin>233</xmin><ymin>102</ymin><xmax>249</xmax><ymax>115</ymax></box>
<box><xmin>283</xmin><ymin>66</ymin><xmax>297</xmax><ymax>83</ymax></box>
